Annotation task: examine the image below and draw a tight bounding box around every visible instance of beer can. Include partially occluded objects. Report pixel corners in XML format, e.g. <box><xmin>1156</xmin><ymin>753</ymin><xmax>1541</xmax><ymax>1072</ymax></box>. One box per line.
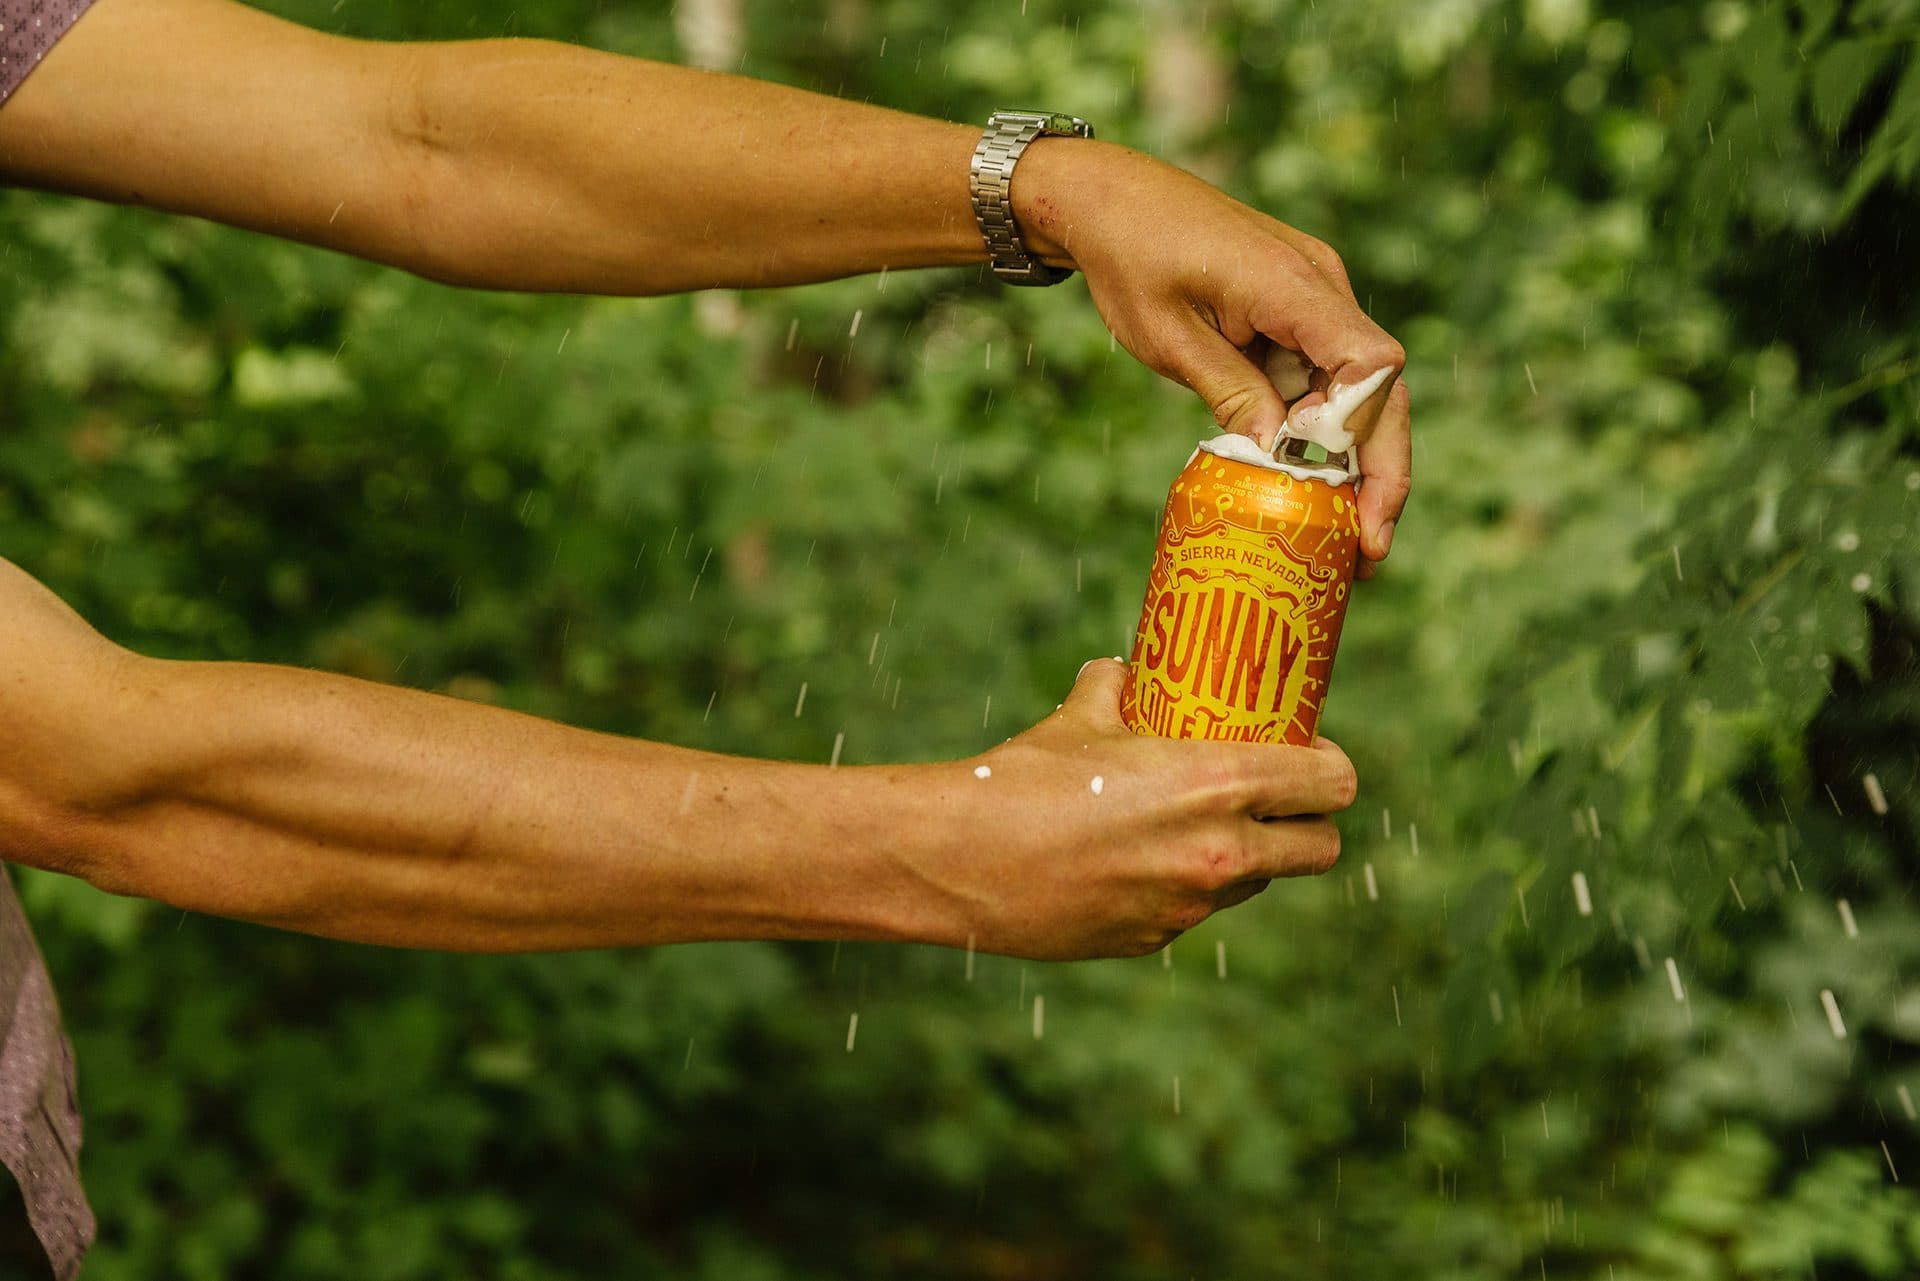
<box><xmin>1120</xmin><ymin>434</ymin><xmax>1360</xmax><ymax>746</ymax></box>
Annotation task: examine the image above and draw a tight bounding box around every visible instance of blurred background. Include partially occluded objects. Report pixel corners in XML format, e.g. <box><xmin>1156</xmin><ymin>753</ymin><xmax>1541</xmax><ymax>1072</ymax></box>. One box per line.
<box><xmin>2</xmin><ymin>0</ymin><xmax>1917</xmax><ymax>1276</ymax></box>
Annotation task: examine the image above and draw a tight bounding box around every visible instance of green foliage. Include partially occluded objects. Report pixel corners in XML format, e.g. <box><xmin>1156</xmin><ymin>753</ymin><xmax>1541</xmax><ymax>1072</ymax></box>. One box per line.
<box><xmin>1</xmin><ymin>1</ymin><xmax>1916</xmax><ymax>1277</ymax></box>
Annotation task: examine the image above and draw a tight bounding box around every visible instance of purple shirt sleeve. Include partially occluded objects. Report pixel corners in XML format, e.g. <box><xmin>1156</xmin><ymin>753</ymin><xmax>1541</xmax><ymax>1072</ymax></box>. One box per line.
<box><xmin>0</xmin><ymin>0</ymin><xmax>95</xmax><ymax>107</ymax></box>
<box><xmin>0</xmin><ymin>872</ymin><xmax>93</xmax><ymax>1280</ymax></box>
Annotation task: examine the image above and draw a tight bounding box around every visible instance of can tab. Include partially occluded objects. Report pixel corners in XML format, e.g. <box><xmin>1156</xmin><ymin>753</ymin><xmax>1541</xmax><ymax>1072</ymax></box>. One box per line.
<box><xmin>1274</xmin><ymin>436</ymin><xmax>1356</xmax><ymax>485</ymax></box>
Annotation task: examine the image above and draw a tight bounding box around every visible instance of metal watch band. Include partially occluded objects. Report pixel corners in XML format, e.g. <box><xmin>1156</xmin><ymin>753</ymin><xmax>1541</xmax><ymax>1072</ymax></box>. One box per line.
<box><xmin>969</xmin><ymin>111</ymin><xmax>1095</xmax><ymax>286</ymax></box>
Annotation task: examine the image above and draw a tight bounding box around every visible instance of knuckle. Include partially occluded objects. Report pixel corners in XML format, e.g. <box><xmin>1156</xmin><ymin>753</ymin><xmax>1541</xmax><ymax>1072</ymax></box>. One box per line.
<box><xmin>1312</xmin><ymin>823</ymin><xmax>1343</xmax><ymax>874</ymax></box>
<box><xmin>1322</xmin><ymin>756</ymin><xmax>1359</xmax><ymax>811</ymax></box>
<box><xmin>1375</xmin><ymin>470</ymin><xmax>1413</xmax><ymax>507</ymax></box>
<box><xmin>1183</xmin><ymin>830</ymin><xmax>1244</xmax><ymax>892</ymax></box>
<box><xmin>1208</xmin><ymin>384</ymin><xmax>1265</xmax><ymax>432</ymax></box>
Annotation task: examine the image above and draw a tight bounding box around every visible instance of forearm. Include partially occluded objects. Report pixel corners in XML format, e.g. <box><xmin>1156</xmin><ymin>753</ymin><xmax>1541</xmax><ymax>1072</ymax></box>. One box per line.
<box><xmin>391</xmin><ymin>40</ymin><xmax>1078</xmax><ymax>293</ymax></box>
<box><xmin>47</xmin><ymin>656</ymin><xmax>945</xmax><ymax>952</ymax></box>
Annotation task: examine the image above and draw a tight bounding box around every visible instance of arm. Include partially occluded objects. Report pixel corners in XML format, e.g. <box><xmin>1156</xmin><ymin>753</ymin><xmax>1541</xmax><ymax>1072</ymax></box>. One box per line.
<box><xmin>0</xmin><ymin>562</ymin><xmax>1353</xmax><ymax>959</ymax></box>
<box><xmin>0</xmin><ymin>0</ymin><xmax>1409</xmax><ymax>559</ymax></box>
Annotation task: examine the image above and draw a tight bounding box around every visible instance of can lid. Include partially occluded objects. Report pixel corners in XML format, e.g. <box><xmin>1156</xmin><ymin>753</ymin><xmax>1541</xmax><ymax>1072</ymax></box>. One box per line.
<box><xmin>1196</xmin><ymin>433</ymin><xmax>1353</xmax><ymax>484</ymax></box>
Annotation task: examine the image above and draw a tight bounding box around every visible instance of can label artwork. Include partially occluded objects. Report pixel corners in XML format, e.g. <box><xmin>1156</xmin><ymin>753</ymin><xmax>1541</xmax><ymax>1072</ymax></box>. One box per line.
<box><xmin>1120</xmin><ymin>440</ymin><xmax>1360</xmax><ymax>747</ymax></box>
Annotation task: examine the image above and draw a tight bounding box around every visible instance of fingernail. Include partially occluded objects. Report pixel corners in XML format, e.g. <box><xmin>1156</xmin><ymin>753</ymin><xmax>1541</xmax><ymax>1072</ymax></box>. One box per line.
<box><xmin>1377</xmin><ymin>520</ymin><xmax>1396</xmax><ymax>557</ymax></box>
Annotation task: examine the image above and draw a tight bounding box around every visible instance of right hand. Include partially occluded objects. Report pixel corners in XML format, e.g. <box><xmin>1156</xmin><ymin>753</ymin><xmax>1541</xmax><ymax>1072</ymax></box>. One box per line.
<box><xmin>914</xmin><ymin>658</ymin><xmax>1356</xmax><ymax>961</ymax></box>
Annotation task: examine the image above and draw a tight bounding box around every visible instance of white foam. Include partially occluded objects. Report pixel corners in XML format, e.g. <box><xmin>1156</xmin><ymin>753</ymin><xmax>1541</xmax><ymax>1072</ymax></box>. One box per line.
<box><xmin>1281</xmin><ymin>366</ymin><xmax>1397</xmax><ymax>455</ymax></box>
<box><xmin>1263</xmin><ymin>345</ymin><xmax>1314</xmax><ymax>400</ymax></box>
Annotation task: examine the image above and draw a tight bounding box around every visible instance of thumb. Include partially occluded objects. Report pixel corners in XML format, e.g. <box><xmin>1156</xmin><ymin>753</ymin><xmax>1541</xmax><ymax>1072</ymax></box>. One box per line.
<box><xmin>1162</xmin><ymin>323</ymin><xmax>1290</xmax><ymax>449</ymax></box>
<box><xmin>1062</xmin><ymin>657</ymin><xmax>1129</xmax><ymax>728</ymax></box>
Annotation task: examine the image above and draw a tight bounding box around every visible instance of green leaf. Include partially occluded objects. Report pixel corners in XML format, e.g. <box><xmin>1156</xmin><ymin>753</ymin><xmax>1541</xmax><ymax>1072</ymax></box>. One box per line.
<box><xmin>1810</xmin><ymin>38</ymin><xmax>1892</xmax><ymax>135</ymax></box>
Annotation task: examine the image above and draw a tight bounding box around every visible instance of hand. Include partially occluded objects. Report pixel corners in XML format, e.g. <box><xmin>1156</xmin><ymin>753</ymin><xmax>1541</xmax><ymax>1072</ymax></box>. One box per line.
<box><xmin>909</xmin><ymin>659</ymin><xmax>1356</xmax><ymax>961</ymax></box>
<box><xmin>1013</xmin><ymin>141</ymin><xmax>1412</xmax><ymax>568</ymax></box>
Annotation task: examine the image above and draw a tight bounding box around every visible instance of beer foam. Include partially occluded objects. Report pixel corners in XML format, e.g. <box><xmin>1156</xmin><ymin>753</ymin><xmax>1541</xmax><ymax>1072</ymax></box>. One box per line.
<box><xmin>1280</xmin><ymin>366</ymin><xmax>1397</xmax><ymax>456</ymax></box>
<box><xmin>1196</xmin><ymin>433</ymin><xmax>1351</xmax><ymax>486</ymax></box>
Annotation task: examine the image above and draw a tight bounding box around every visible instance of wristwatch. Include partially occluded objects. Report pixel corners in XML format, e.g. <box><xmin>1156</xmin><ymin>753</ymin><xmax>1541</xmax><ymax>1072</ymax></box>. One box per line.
<box><xmin>969</xmin><ymin>111</ymin><xmax>1096</xmax><ymax>286</ymax></box>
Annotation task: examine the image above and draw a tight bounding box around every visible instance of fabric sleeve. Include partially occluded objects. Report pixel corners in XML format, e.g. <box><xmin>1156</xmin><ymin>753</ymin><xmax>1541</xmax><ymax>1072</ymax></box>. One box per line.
<box><xmin>0</xmin><ymin>0</ymin><xmax>96</xmax><ymax>107</ymax></box>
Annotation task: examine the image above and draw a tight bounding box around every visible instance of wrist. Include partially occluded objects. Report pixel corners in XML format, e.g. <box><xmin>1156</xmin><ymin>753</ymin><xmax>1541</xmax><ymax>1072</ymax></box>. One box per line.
<box><xmin>1006</xmin><ymin>136</ymin><xmax>1123</xmax><ymax>271</ymax></box>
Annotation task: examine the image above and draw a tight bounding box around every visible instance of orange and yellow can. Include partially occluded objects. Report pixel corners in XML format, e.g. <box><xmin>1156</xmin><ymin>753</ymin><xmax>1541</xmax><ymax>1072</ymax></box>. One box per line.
<box><xmin>1120</xmin><ymin>436</ymin><xmax>1360</xmax><ymax>747</ymax></box>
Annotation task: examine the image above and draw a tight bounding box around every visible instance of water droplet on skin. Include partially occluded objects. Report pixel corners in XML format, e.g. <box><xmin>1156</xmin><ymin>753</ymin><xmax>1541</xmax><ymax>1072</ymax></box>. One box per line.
<box><xmin>973</xmin><ymin>765</ymin><xmax>992</xmax><ymax>780</ymax></box>
<box><xmin>1089</xmin><ymin>775</ymin><xmax>1104</xmax><ymax>795</ymax></box>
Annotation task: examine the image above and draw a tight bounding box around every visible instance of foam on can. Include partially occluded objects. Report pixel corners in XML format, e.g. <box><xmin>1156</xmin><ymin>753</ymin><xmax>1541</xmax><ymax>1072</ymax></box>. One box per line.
<box><xmin>1120</xmin><ymin>434</ymin><xmax>1360</xmax><ymax>746</ymax></box>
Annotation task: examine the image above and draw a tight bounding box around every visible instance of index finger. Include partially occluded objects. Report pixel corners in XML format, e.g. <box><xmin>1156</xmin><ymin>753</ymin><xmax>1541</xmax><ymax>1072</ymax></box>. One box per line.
<box><xmin>1247</xmin><ymin>271</ymin><xmax>1406</xmax><ymax>441</ymax></box>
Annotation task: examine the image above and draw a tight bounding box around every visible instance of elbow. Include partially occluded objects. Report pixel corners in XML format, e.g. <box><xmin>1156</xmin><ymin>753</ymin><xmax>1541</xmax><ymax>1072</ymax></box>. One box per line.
<box><xmin>0</xmin><ymin>777</ymin><xmax>148</xmax><ymax>902</ymax></box>
<box><xmin>0</xmin><ymin>655</ymin><xmax>177</xmax><ymax>901</ymax></box>
<box><xmin>377</xmin><ymin>38</ymin><xmax>567</xmax><ymax>291</ymax></box>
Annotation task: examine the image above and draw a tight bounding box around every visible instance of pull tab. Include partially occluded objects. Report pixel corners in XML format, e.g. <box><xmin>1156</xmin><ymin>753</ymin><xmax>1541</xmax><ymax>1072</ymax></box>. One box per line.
<box><xmin>1275</xmin><ymin>435</ymin><xmax>1357</xmax><ymax>484</ymax></box>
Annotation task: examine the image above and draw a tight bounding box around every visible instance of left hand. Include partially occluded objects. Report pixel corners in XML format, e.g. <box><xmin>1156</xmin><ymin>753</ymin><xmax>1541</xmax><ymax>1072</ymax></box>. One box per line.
<box><xmin>1013</xmin><ymin>140</ymin><xmax>1412</xmax><ymax>567</ymax></box>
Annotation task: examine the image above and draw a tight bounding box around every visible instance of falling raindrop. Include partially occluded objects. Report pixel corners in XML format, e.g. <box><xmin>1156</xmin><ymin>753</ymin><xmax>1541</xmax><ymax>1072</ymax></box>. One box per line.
<box><xmin>1172</xmin><ymin>1075</ymin><xmax>1182</xmax><ymax>1115</ymax></box>
<box><xmin>1489</xmin><ymin>991</ymin><xmax>1505</xmax><ymax>1024</ymax></box>
<box><xmin>1863</xmin><ymin>773</ymin><xmax>1888</xmax><ymax>815</ymax></box>
<box><xmin>1391</xmin><ymin>984</ymin><xmax>1402</xmax><ymax>1026</ymax></box>
<box><xmin>829</xmin><ymin>732</ymin><xmax>845</xmax><ymax>768</ymax></box>
<box><xmin>1897</xmin><ymin>1085</ymin><xmax>1916</xmax><ymax>1120</ymax></box>
<box><xmin>1572</xmin><ymin>872</ymin><xmax>1593</xmax><ymax>917</ymax></box>
<box><xmin>794</xmin><ymin>682</ymin><xmax>808</xmax><ymax>717</ymax></box>
<box><xmin>965</xmin><ymin>933</ymin><xmax>977</xmax><ymax>982</ymax></box>
<box><xmin>1363</xmin><ymin>862</ymin><xmax>1380</xmax><ymax>901</ymax></box>
<box><xmin>1850</xmin><ymin>572</ymin><xmax>1873</xmax><ymax>593</ymax></box>
<box><xmin>1727</xmin><ymin>877</ymin><xmax>1747</xmax><ymax>911</ymax></box>
<box><xmin>1664</xmin><ymin>957</ymin><xmax>1686</xmax><ymax>1003</ymax></box>
<box><xmin>1216</xmin><ymin>940</ymin><xmax>1227</xmax><ymax>979</ymax></box>
<box><xmin>1838</xmin><ymin>899</ymin><xmax>1859</xmax><ymax>938</ymax></box>
<box><xmin>1408</xmin><ymin>823</ymin><xmax>1421</xmax><ymax>858</ymax></box>
<box><xmin>1820</xmin><ymin>989</ymin><xmax>1847</xmax><ymax>1039</ymax></box>
<box><xmin>1032</xmin><ymin>995</ymin><xmax>1045</xmax><ymax>1040</ymax></box>
<box><xmin>845</xmin><ymin>1013</ymin><xmax>859</xmax><ymax>1052</ymax></box>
